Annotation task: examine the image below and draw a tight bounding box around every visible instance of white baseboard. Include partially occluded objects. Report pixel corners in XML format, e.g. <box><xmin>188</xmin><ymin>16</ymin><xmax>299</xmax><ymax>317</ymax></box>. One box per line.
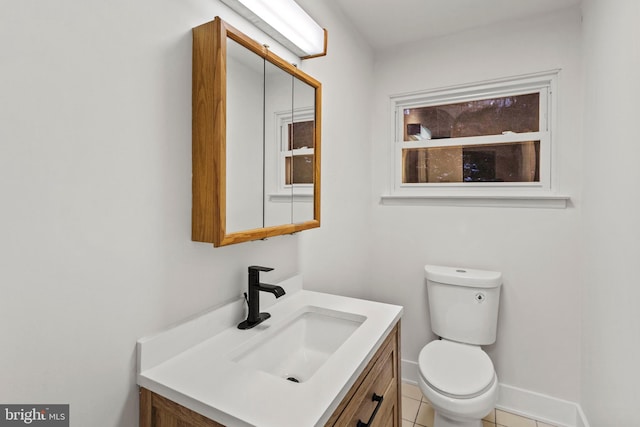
<box><xmin>401</xmin><ymin>359</ymin><xmax>590</xmax><ymax>427</ymax></box>
<box><xmin>402</xmin><ymin>358</ymin><xmax>419</xmax><ymax>385</ymax></box>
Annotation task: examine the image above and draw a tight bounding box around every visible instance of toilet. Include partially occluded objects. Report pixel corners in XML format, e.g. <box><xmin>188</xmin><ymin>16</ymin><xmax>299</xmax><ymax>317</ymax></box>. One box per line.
<box><xmin>418</xmin><ymin>265</ymin><xmax>502</xmax><ymax>427</ymax></box>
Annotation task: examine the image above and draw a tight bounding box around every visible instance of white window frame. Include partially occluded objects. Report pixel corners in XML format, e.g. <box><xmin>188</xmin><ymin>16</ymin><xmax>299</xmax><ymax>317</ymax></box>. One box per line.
<box><xmin>269</xmin><ymin>108</ymin><xmax>314</xmax><ymax>202</ymax></box>
<box><xmin>383</xmin><ymin>70</ymin><xmax>569</xmax><ymax>208</ymax></box>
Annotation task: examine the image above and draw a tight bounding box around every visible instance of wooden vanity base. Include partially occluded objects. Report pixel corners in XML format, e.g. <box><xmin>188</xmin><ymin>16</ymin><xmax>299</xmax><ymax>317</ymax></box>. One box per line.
<box><xmin>140</xmin><ymin>321</ymin><xmax>401</xmax><ymax>427</ymax></box>
<box><xmin>140</xmin><ymin>387</ymin><xmax>224</xmax><ymax>427</ymax></box>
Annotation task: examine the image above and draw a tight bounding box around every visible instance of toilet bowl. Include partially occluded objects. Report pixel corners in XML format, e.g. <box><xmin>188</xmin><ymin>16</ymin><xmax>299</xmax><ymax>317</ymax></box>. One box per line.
<box><xmin>420</xmin><ymin>265</ymin><xmax>502</xmax><ymax>427</ymax></box>
<box><xmin>418</xmin><ymin>340</ymin><xmax>497</xmax><ymax>427</ymax></box>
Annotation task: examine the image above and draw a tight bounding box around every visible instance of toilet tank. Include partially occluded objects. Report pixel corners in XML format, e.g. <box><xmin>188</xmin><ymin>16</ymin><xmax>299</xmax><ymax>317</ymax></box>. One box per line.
<box><xmin>425</xmin><ymin>265</ymin><xmax>502</xmax><ymax>345</ymax></box>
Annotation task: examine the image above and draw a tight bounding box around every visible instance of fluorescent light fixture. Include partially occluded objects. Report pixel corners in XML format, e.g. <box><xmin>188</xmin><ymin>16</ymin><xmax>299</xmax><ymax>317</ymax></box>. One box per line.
<box><xmin>220</xmin><ymin>0</ymin><xmax>327</xmax><ymax>58</ymax></box>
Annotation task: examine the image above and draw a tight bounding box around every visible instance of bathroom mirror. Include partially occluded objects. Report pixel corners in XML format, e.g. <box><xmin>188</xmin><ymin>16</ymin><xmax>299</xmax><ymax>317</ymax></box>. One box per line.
<box><xmin>192</xmin><ymin>17</ymin><xmax>321</xmax><ymax>247</ymax></box>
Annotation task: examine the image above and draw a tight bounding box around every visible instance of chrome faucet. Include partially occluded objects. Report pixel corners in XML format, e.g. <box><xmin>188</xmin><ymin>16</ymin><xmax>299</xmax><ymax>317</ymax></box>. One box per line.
<box><xmin>238</xmin><ymin>266</ymin><xmax>286</xmax><ymax>330</ymax></box>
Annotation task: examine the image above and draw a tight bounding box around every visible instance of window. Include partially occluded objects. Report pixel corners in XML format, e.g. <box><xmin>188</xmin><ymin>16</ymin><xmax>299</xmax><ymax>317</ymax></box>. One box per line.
<box><xmin>276</xmin><ymin>108</ymin><xmax>315</xmax><ymax>195</ymax></box>
<box><xmin>285</xmin><ymin>120</ymin><xmax>315</xmax><ymax>185</ymax></box>
<box><xmin>387</xmin><ymin>70</ymin><xmax>567</xmax><ymax>207</ymax></box>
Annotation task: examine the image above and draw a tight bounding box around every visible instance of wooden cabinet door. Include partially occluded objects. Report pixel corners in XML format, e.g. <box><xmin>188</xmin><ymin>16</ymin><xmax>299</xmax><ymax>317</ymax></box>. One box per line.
<box><xmin>327</xmin><ymin>322</ymin><xmax>401</xmax><ymax>427</ymax></box>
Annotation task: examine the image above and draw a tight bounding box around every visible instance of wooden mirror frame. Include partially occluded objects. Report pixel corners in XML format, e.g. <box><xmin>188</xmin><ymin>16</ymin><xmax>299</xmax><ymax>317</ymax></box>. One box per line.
<box><xmin>192</xmin><ymin>17</ymin><xmax>321</xmax><ymax>247</ymax></box>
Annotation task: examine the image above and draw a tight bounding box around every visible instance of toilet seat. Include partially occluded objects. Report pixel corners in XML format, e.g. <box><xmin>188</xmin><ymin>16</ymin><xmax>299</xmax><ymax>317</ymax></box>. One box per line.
<box><xmin>419</xmin><ymin>340</ymin><xmax>495</xmax><ymax>399</ymax></box>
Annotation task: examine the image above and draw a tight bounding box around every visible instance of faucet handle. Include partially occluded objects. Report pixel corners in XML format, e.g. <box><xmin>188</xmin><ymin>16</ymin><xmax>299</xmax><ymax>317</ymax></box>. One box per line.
<box><xmin>248</xmin><ymin>265</ymin><xmax>274</xmax><ymax>272</ymax></box>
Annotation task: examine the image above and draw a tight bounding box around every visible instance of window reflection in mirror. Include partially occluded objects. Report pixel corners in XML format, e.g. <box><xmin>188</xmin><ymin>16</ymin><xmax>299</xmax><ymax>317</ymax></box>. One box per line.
<box><xmin>264</xmin><ymin>59</ymin><xmax>293</xmax><ymax>228</ymax></box>
<box><xmin>291</xmin><ymin>77</ymin><xmax>316</xmax><ymax>224</ymax></box>
<box><xmin>263</xmin><ymin>62</ymin><xmax>317</xmax><ymax>227</ymax></box>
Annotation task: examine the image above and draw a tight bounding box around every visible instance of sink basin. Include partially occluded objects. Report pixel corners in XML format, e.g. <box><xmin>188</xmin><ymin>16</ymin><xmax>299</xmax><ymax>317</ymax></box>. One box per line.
<box><xmin>232</xmin><ymin>306</ymin><xmax>366</xmax><ymax>383</ymax></box>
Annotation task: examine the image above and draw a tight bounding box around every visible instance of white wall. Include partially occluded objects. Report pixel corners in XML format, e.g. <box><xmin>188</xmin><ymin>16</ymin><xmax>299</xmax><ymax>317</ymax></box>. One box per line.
<box><xmin>296</xmin><ymin>0</ymin><xmax>376</xmax><ymax>298</ymax></box>
<box><xmin>368</xmin><ymin>8</ymin><xmax>584</xmax><ymax>402</ymax></box>
<box><xmin>0</xmin><ymin>1</ymin><xmax>305</xmax><ymax>426</ymax></box>
<box><xmin>581</xmin><ymin>0</ymin><xmax>640</xmax><ymax>424</ymax></box>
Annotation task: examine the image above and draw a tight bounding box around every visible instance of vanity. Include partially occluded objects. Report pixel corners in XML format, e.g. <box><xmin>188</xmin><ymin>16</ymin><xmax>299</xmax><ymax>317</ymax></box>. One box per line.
<box><xmin>137</xmin><ymin>276</ymin><xmax>402</xmax><ymax>427</ymax></box>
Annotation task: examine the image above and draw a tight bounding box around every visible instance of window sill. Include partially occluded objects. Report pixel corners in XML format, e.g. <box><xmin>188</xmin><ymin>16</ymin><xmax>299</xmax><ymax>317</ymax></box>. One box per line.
<box><xmin>268</xmin><ymin>193</ymin><xmax>313</xmax><ymax>203</ymax></box>
<box><xmin>380</xmin><ymin>193</ymin><xmax>570</xmax><ymax>209</ymax></box>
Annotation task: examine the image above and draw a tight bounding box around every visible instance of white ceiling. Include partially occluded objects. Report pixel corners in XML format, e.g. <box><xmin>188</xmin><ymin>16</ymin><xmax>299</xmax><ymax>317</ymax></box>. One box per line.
<box><xmin>327</xmin><ymin>0</ymin><xmax>582</xmax><ymax>50</ymax></box>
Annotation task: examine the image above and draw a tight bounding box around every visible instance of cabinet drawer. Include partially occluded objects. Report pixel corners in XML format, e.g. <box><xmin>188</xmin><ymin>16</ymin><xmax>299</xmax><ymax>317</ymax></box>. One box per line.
<box><xmin>330</xmin><ymin>323</ymin><xmax>400</xmax><ymax>427</ymax></box>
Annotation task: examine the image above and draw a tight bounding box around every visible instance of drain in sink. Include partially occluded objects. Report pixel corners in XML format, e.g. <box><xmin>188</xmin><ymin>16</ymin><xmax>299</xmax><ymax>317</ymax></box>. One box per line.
<box><xmin>286</xmin><ymin>376</ymin><xmax>300</xmax><ymax>383</ymax></box>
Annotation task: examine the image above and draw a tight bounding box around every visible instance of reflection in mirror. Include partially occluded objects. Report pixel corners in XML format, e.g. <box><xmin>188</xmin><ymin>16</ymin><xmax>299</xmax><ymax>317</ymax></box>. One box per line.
<box><xmin>226</xmin><ymin>38</ymin><xmax>265</xmax><ymax>233</ymax></box>
<box><xmin>264</xmin><ymin>58</ymin><xmax>293</xmax><ymax>228</ymax></box>
<box><xmin>264</xmin><ymin>68</ymin><xmax>316</xmax><ymax>227</ymax></box>
<box><xmin>291</xmin><ymin>77</ymin><xmax>316</xmax><ymax>224</ymax></box>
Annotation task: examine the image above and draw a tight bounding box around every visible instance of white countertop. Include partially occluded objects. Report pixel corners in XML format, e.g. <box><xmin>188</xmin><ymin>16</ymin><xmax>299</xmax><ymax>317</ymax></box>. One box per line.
<box><xmin>136</xmin><ymin>275</ymin><xmax>402</xmax><ymax>427</ymax></box>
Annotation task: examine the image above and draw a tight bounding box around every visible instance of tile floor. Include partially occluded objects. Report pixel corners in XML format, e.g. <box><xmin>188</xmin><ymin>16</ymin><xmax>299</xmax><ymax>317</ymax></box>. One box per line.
<box><xmin>401</xmin><ymin>382</ymin><xmax>559</xmax><ymax>427</ymax></box>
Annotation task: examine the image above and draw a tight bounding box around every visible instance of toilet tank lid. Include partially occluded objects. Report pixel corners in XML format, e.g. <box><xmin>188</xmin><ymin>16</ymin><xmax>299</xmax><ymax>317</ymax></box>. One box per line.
<box><xmin>424</xmin><ymin>265</ymin><xmax>502</xmax><ymax>288</ymax></box>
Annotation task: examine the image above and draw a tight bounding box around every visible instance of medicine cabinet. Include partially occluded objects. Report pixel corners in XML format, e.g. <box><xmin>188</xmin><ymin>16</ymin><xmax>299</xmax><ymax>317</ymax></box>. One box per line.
<box><xmin>192</xmin><ymin>17</ymin><xmax>321</xmax><ymax>247</ymax></box>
